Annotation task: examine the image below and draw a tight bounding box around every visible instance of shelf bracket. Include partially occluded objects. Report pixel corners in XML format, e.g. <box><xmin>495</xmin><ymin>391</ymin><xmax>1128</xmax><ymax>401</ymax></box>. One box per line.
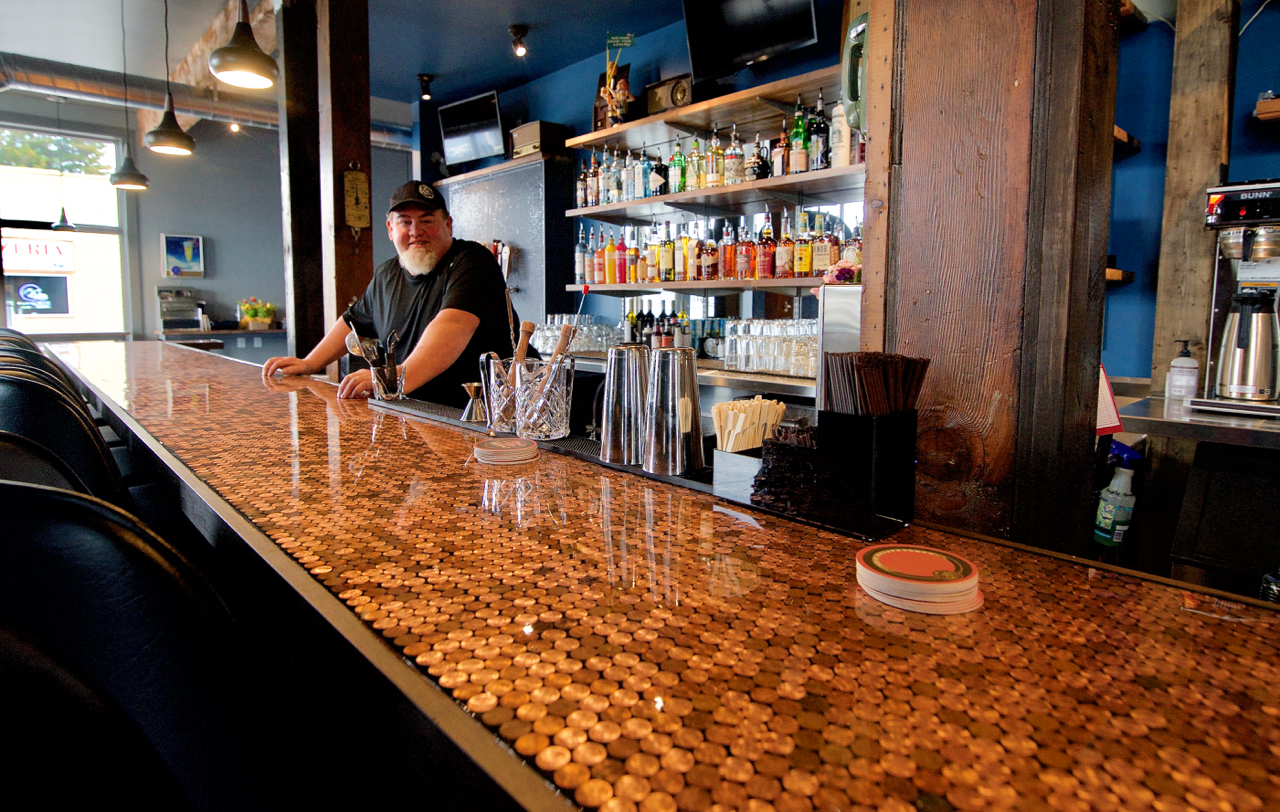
<box><xmin>667</xmin><ymin>202</ymin><xmax>742</xmax><ymax>220</ymax></box>
<box><xmin>756</xmin><ymin>96</ymin><xmax>793</xmax><ymax>117</ymax></box>
<box><xmin>666</xmin><ymin>122</ymin><xmax>704</xmax><ymax>141</ymax></box>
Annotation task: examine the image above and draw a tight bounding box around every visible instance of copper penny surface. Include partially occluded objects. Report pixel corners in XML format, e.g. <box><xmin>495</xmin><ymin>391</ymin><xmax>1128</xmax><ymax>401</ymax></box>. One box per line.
<box><xmin>75</xmin><ymin>341</ymin><xmax>1280</xmax><ymax>812</ymax></box>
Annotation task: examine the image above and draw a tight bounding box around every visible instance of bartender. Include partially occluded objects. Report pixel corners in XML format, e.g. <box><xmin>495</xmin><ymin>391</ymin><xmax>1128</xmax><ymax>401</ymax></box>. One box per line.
<box><xmin>264</xmin><ymin>180</ymin><xmax>520</xmax><ymax>407</ymax></box>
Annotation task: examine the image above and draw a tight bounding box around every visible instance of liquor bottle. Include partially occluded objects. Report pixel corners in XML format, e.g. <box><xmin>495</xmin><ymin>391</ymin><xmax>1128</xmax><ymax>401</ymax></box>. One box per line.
<box><xmin>611</xmin><ymin>150</ymin><xmax>625</xmax><ymax>204</ymax></box>
<box><xmin>592</xmin><ymin>228</ymin><xmax>606</xmax><ymax>284</ymax></box>
<box><xmin>686</xmin><ymin>221</ymin><xmax>703</xmax><ymax>280</ymax></box>
<box><xmin>747</xmin><ymin>132</ymin><xmax>770</xmax><ymax>180</ymax></box>
<box><xmin>659</xmin><ymin>222</ymin><xmax>675</xmax><ymax>282</ymax></box>
<box><xmin>755</xmin><ymin>215</ymin><xmax>776</xmax><ymax>279</ymax></box>
<box><xmin>734</xmin><ymin>216</ymin><xmax>755</xmax><ymax>281</ymax></box>
<box><xmin>688</xmin><ymin>137</ymin><xmax>704</xmax><ymax>190</ymax></box>
<box><xmin>587</xmin><ymin>150</ymin><xmax>600</xmax><ymax>207</ymax></box>
<box><xmin>789</xmin><ymin>96</ymin><xmax>809</xmax><ymax>174</ymax></box>
<box><xmin>652</xmin><ymin>149</ymin><xmax>669</xmax><ymax>196</ymax></box>
<box><xmin>718</xmin><ymin>220</ymin><xmax>736</xmax><ymax>280</ymax></box>
<box><xmin>637</xmin><ymin>144</ymin><xmax>651</xmax><ymax>199</ymax></box>
<box><xmin>842</xmin><ymin>226</ymin><xmax>863</xmax><ymax>265</ymax></box>
<box><xmin>622</xmin><ymin>151</ymin><xmax>635</xmax><ymax>202</ymax></box>
<box><xmin>776</xmin><ymin>211</ymin><xmax>795</xmax><ymax>278</ymax></box>
<box><xmin>724</xmin><ymin>124</ymin><xmax>745</xmax><ymax>185</ymax></box>
<box><xmin>575</xmin><ymin>224</ymin><xmax>588</xmax><ymax>284</ymax></box>
<box><xmin>670</xmin><ymin>140</ymin><xmax>687</xmax><ymax>194</ymax></box>
<box><xmin>830</xmin><ymin>97</ymin><xmax>851</xmax><ymax>168</ymax></box>
<box><xmin>646</xmin><ymin>228</ymin><xmax>660</xmax><ymax>281</ymax></box>
<box><xmin>636</xmin><ymin>228</ymin><xmax>649</xmax><ymax>282</ymax></box>
<box><xmin>770</xmin><ymin>118</ymin><xmax>789</xmax><ymax>177</ymax></box>
<box><xmin>700</xmin><ymin>221</ymin><xmax>719</xmax><ymax>280</ymax></box>
<box><xmin>794</xmin><ymin>211</ymin><xmax>812</xmax><ymax>276</ymax></box>
<box><xmin>624</xmin><ymin>228</ymin><xmax>638</xmax><ymax>283</ymax></box>
<box><xmin>809</xmin><ymin>90</ymin><xmax>830</xmax><ymax>171</ymax></box>
<box><xmin>820</xmin><ymin>215</ymin><xmax>841</xmax><ymax>273</ymax></box>
<box><xmin>707</xmin><ymin>123</ymin><xmax>725</xmax><ymax>187</ymax></box>
<box><xmin>627</xmin><ymin>304</ymin><xmax>639</xmax><ymax>343</ymax></box>
<box><xmin>811</xmin><ymin>213</ymin><xmax>832</xmax><ymax>274</ymax></box>
<box><xmin>641</xmin><ymin>309</ymin><xmax>654</xmax><ymax>347</ymax></box>
<box><xmin>576</xmin><ymin>161</ymin><xmax>587</xmax><ymax>208</ymax></box>
<box><xmin>674</xmin><ymin>222</ymin><xmax>688</xmax><ymax>282</ymax></box>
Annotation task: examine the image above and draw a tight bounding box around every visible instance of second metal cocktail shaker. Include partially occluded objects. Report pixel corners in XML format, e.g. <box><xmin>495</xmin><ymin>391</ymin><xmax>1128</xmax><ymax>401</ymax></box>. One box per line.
<box><xmin>600</xmin><ymin>344</ymin><xmax>650</xmax><ymax>465</ymax></box>
<box><xmin>642</xmin><ymin>347</ymin><xmax>704</xmax><ymax>476</ymax></box>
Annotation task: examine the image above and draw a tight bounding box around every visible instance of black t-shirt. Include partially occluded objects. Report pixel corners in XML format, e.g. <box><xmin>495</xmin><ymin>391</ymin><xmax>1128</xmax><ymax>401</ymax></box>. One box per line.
<box><xmin>344</xmin><ymin>239</ymin><xmax>520</xmax><ymax>408</ymax></box>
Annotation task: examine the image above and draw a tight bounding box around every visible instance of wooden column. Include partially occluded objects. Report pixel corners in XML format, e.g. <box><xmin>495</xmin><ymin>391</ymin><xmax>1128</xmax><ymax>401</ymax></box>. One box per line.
<box><xmin>884</xmin><ymin>0</ymin><xmax>1116</xmax><ymax>540</ymax></box>
<box><xmin>857</xmin><ymin>0</ymin><xmax>893</xmax><ymax>353</ymax></box>
<box><xmin>276</xmin><ymin>0</ymin><xmax>324</xmax><ymax>358</ymax></box>
<box><xmin>1151</xmin><ymin>0</ymin><xmax>1237</xmax><ymax>392</ymax></box>
<box><xmin>1012</xmin><ymin>0</ymin><xmax>1118</xmax><ymax>552</ymax></box>
<box><xmin>316</xmin><ymin>0</ymin><xmax>374</xmax><ymax>344</ymax></box>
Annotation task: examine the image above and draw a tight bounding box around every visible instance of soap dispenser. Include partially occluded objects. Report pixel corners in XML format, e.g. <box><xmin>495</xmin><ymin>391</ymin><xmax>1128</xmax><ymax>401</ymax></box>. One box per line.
<box><xmin>1165</xmin><ymin>339</ymin><xmax>1199</xmax><ymax>401</ymax></box>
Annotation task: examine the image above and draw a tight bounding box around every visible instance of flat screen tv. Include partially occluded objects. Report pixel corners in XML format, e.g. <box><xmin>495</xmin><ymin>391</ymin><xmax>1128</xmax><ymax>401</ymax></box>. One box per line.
<box><xmin>683</xmin><ymin>0</ymin><xmax>818</xmax><ymax>85</ymax></box>
<box><xmin>438</xmin><ymin>91</ymin><xmax>504</xmax><ymax>166</ymax></box>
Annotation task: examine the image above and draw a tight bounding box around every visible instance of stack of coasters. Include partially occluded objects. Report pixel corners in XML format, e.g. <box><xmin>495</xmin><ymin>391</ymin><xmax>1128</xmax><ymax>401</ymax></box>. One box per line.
<box><xmin>473</xmin><ymin>437</ymin><xmax>539</xmax><ymax>465</ymax></box>
<box><xmin>855</xmin><ymin>544</ymin><xmax>982</xmax><ymax>614</ymax></box>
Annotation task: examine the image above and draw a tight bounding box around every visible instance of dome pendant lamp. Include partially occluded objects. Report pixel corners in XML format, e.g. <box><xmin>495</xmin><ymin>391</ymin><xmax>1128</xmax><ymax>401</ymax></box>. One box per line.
<box><xmin>110</xmin><ymin>0</ymin><xmax>149</xmax><ymax>190</ymax></box>
<box><xmin>209</xmin><ymin>0</ymin><xmax>279</xmax><ymax>89</ymax></box>
<box><xmin>145</xmin><ymin>0</ymin><xmax>195</xmax><ymax>156</ymax></box>
<box><xmin>51</xmin><ymin>207</ymin><xmax>77</xmax><ymax>232</ymax></box>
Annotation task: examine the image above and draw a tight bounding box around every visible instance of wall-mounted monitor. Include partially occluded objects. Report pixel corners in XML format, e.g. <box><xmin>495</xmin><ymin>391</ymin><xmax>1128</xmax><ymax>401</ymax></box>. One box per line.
<box><xmin>683</xmin><ymin>0</ymin><xmax>818</xmax><ymax>85</ymax></box>
<box><xmin>438</xmin><ymin>91</ymin><xmax>504</xmax><ymax>166</ymax></box>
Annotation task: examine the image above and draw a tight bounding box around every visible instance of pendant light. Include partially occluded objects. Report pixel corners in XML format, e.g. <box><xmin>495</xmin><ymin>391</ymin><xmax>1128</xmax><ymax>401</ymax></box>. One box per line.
<box><xmin>509</xmin><ymin>25</ymin><xmax>529</xmax><ymax>57</ymax></box>
<box><xmin>50</xmin><ymin>98</ymin><xmax>77</xmax><ymax>232</ymax></box>
<box><xmin>145</xmin><ymin>0</ymin><xmax>196</xmax><ymax>156</ymax></box>
<box><xmin>209</xmin><ymin>0</ymin><xmax>279</xmax><ymax>89</ymax></box>
<box><xmin>110</xmin><ymin>0</ymin><xmax>149</xmax><ymax>190</ymax></box>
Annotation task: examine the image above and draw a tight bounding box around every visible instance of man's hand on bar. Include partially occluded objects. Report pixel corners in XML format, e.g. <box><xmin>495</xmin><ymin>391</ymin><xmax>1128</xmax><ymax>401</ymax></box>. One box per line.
<box><xmin>337</xmin><ymin>368</ymin><xmax>375</xmax><ymax>399</ymax></box>
<box><xmin>262</xmin><ymin>356</ymin><xmax>316</xmax><ymax>377</ymax></box>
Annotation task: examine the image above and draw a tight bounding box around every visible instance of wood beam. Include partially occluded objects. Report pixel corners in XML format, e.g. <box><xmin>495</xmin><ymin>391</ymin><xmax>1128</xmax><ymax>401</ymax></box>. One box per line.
<box><xmin>276</xmin><ymin>0</ymin><xmax>323</xmax><ymax>358</ymax></box>
<box><xmin>317</xmin><ymin>0</ymin><xmax>374</xmax><ymax>347</ymax></box>
<box><xmin>1150</xmin><ymin>0</ymin><xmax>1238</xmax><ymax>393</ymax></box>
<box><xmin>1012</xmin><ymin>0</ymin><xmax>1118</xmax><ymax>553</ymax></box>
<box><xmin>859</xmin><ymin>0</ymin><xmax>892</xmax><ymax>353</ymax></box>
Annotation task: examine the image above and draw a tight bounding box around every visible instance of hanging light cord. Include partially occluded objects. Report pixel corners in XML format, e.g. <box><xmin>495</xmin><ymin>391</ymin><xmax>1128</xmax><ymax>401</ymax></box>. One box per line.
<box><xmin>120</xmin><ymin>0</ymin><xmax>130</xmax><ymax>138</ymax></box>
<box><xmin>163</xmin><ymin>0</ymin><xmax>172</xmax><ymax>92</ymax></box>
<box><xmin>1241</xmin><ymin>0</ymin><xmax>1272</xmax><ymax>34</ymax></box>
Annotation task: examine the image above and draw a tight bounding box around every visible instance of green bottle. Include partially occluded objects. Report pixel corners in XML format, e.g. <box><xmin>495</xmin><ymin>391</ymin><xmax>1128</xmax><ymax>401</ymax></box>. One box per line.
<box><xmin>670</xmin><ymin>139</ymin><xmax>687</xmax><ymax>193</ymax></box>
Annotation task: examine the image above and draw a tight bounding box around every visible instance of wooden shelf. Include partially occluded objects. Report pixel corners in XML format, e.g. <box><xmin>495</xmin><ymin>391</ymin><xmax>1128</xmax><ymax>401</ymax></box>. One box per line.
<box><xmin>1114</xmin><ymin>125</ymin><xmax>1142</xmax><ymax>157</ymax></box>
<box><xmin>568</xmin><ymin>276</ymin><xmax>825</xmax><ymax>298</ymax></box>
<box><xmin>565</xmin><ymin>164</ymin><xmax>866</xmax><ymax>226</ymax></box>
<box><xmin>566</xmin><ymin>65</ymin><xmax>841</xmax><ymax>154</ymax></box>
<box><xmin>1106</xmin><ymin>267</ymin><xmax>1134</xmax><ymax>284</ymax></box>
<box><xmin>1256</xmin><ymin>97</ymin><xmax>1280</xmax><ymax>121</ymax></box>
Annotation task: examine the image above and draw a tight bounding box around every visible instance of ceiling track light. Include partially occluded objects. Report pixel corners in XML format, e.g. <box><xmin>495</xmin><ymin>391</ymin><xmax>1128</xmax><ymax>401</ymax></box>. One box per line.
<box><xmin>418</xmin><ymin>73</ymin><xmax>434</xmax><ymax>101</ymax></box>
<box><xmin>209</xmin><ymin>0</ymin><xmax>279</xmax><ymax>89</ymax></box>
<box><xmin>509</xmin><ymin>24</ymin><xmax>528</xmax><ymax>57</ymax></box>
<box><xmin>146</xmin><ymin>0</ymin><xmax>195</xmax><ymax>156</ymax></box>
<box><xmin>110</xmin><ymin>0</ymin><xmax>148</xmax><ymax>190</ymax></box>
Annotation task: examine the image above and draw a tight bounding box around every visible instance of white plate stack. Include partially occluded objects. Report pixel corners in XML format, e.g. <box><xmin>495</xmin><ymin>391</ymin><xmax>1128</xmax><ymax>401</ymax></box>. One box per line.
<box><xmin>473</xmin><ymin>437</ymin><xmax>539</xmax><ymax>465</ymax></box>
<box><xmin>855</xmin><ymin>544</ymin><xmax>982</xmax><ymax>614</ymax></box>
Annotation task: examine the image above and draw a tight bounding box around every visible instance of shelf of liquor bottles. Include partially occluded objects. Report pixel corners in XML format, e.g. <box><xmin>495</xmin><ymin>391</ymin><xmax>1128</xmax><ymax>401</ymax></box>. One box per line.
<box><xmin>565</xmin><ymin>163</ymin><xmax>866</xmax><ymax>227</ymax></box>
<box><xmin>565</xmin><ymin>65</ymin><xmax>840</xmax><ymax>153</ymax></box>
<box><xmin>564</xmin><ymin>277</ymin><xmax>822</xmax><ymax>298</ymax></box>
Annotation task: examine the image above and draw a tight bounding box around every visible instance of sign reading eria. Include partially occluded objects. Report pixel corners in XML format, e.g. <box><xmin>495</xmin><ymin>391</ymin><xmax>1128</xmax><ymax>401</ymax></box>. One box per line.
<box><xmin>0</xmin><ymin>238</ymin><xmax>75</xmax><ymax>273</ymax></box>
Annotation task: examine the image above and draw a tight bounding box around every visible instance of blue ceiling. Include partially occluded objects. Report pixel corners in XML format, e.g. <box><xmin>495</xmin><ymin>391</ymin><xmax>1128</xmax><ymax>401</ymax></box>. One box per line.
<box><xmin>368</xmin><ymin>0</ymin><xmax>688</xmax><ymax>105</ymax></box>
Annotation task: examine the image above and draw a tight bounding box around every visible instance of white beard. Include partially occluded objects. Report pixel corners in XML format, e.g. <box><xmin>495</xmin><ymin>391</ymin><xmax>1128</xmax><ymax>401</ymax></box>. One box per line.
<box><xmin>399</xmin><ymin>245</ymin><xmax>442</xmax><ymax>276</ymax></box>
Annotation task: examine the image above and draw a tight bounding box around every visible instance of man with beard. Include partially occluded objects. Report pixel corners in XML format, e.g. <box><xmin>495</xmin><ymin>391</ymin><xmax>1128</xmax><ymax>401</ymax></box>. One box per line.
<box><xmin>264</xmin><ymin>180</ymin><xmax>522</xmax><ymax>407</ymax></box>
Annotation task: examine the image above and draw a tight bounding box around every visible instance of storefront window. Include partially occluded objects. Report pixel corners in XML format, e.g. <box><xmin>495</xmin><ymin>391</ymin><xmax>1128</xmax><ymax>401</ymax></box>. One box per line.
<box><xmin>0</xmin><ymin>126</ymin><xmax>125</xmax><ymax>334</ymax></box>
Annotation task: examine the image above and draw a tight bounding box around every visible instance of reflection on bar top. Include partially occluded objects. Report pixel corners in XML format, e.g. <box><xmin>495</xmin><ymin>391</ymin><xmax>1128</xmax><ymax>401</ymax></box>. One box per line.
<box><xmin>50</xmin><ymin>340</ymin><xmax>1280</xmax><ymax>812</ymax></box>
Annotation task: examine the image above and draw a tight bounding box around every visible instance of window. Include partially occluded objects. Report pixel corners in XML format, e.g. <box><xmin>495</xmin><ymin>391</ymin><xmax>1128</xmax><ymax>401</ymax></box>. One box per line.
<box><xmin>0</xmin><ymin>126</ymin><xmax>126</xmax><ymax>335</ymax></box>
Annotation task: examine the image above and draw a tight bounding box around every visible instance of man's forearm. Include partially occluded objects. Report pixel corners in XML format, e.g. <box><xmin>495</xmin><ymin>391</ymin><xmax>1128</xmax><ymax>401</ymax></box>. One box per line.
<box><xmin>304</xmin><ymin>318</ymin><xmax>354</xmax><ymax>372</ymax></box>
<box><xmin>400</xmin><ymin>309</ymin><xmax>479</xmax><ymax>393</ymax></box>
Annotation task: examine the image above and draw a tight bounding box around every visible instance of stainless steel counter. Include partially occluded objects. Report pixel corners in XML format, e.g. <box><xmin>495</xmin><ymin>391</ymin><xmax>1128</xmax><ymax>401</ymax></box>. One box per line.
<box><xmin>573</xmin><ymin>355</ymin><xmax>816</xmax><ymax>398</ymax></box>
<box><xmin>1118</xmin><ymin>396</ymin><xmax>1280</xmax><ymax>449</ymax></box>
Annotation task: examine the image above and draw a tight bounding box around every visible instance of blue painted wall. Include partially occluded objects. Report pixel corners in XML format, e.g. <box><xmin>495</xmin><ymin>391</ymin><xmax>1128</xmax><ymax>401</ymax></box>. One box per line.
<box><xmin>1104</xmin><ymin>2</ymin><xmax>1280</xmax><ymax>378</ymax></box>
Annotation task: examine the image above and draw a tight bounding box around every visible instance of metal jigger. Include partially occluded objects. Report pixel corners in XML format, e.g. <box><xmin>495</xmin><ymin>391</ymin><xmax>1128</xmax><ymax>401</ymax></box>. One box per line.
<box><xmin>460</xmin><ymin>382</ymin><xmax>489</xmax><ymax>423</ymax></box>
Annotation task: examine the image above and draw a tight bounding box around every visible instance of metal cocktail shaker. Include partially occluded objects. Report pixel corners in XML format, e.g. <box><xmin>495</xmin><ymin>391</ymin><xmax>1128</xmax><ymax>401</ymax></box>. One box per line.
<box><xmin>642</xmin><ymin>347</ymin><xmax>704</xmax><ymax>476</ymax></box>
<box><xmin>1216</xmin><ymin>291</ymin><xmax>1279</xmax><ymax>401</ymax></box>
<box><xmin>600</xmin><ymin>344</ymin><xmax>650</xmax><ymax>465</ymax></box>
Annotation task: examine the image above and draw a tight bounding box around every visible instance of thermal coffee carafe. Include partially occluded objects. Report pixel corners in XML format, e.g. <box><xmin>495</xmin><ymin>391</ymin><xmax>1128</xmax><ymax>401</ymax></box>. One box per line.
<box><xmin>1215</xmin><ymin>291</ymin><xmax>1279</xmax><ymax>401</ymax></box>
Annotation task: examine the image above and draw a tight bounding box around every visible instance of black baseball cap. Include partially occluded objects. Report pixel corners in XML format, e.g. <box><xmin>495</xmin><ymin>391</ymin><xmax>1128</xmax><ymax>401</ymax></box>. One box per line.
<box><xmin>387</xmin><ymin>180</ymin><xmax>448</xmax><ymax>216</ymax></box>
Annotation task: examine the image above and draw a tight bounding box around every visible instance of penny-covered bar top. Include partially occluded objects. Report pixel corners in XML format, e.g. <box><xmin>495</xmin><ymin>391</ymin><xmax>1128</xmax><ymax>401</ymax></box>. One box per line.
<box><xmin>54</xmin><ymin>340</ymin><xmax>1280</xmax><ymax>812</ymax></box>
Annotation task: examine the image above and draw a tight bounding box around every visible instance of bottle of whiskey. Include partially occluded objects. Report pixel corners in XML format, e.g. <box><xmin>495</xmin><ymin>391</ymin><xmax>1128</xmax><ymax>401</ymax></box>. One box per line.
<box><xmin>647</xmin><ymin>227</ymin><xmax>661</xmax><ymax>281</ymax></box>
<box><xmin>576</xmin><ymin>161</ymin><xmax>587</xmax><ymax>208</ymax></box>
<box><xmin>755</xmin><ymin>215</ymin><xmax>776</xmax><ymax>279</ymax></box>
<box><xmin>659</xmin><ymin>222</ymin><xmax>675</xmax><ymax>282</ymax></box>
<box><xmin>752</xmin><ymin>132</ymin><xmax>771</xmax><ymax>180</ymax></box>
<box><xmin>700</xmin><ymin>220</ymin><xmax>719</xmax><ymax>280</ymax></box>
<box><xmin>718</xmin><ymin>220</ymin><xmax>736</xmax><ymax>280</ymax></box>
<box><xmin>674</xmin><ymin>222</ymin><xmax>688</xmax><ymax>282</ymax></box>
<box><xmin>770</xmin><ymin>118</ymin><xmax>789</xmax><ymax>177</ymax></box>
<box><xmin>670</xmin><ymin>140</ymin><xmax>687</xmax><ymax>193</ymax></box>
<box><xmin>587</xmin><ymin>150</ymin><xmax>600</xmax><ymax>207</ymax></box>
<box><xmin>636</xmin><ymin>228</ymin><xmax>649</xmax><ymax>282</ymax></box>
<box><xmin>776</xmin><ymin>211</ymin><xmax>795</xmax><ymax>278</ymax></box>
<box><xmin>842</xmin><ymin>226</ymin><xmax>863</xmax><ymax>265</ymax></box>
<box><xmin>794</xmin><ymin>211</ymin><xmax>812</xmax><ymax>276</ymax></box>
<box><xmin>811</xmin><ymin>213</ymin><xmax>832</xmax><ymax>274</ymax></box>
<box><xmin>789</xmin><ymin>96</ymin><xmax>809</xmax><ymax>174</ymax></box>
<box><xmin>809</xmin><ymin>90</ymin><xmax>830</xmax><ymax>171</ymax></box>
<box><xmin>624</xmin><ymin>227</ymin><xmax>638</xmax><ymax>283</ymax></box>
<box><xmin>688</xmin><ymin>137</ymin><xmax>704</xmax><ymax>191</ymax></box>
<box><xmin>734</xmin><ymin>216</ymin><xmax>756</xmax><ymax>281</ymax></box>
<box><xmin>820</xmin><ymin>215</ymin><xmax>841</xmax><ymax>273</ymax></box>
<box><xmin>724</xmin><ymin>124</ymin><xmax>745</xmax><ymax>185</ymax></box>
<box><xmin>706</xmin><ymin>123</ymin><xmax>725</xmax><ymax>187</ymax></box>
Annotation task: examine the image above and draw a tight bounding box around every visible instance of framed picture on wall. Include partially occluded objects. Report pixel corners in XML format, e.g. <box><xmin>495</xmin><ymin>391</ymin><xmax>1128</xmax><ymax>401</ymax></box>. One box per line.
<box><xmin>162</xmin><ymin>234</ymin><xmax>204</xmax><ymax>278</ymax></box>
